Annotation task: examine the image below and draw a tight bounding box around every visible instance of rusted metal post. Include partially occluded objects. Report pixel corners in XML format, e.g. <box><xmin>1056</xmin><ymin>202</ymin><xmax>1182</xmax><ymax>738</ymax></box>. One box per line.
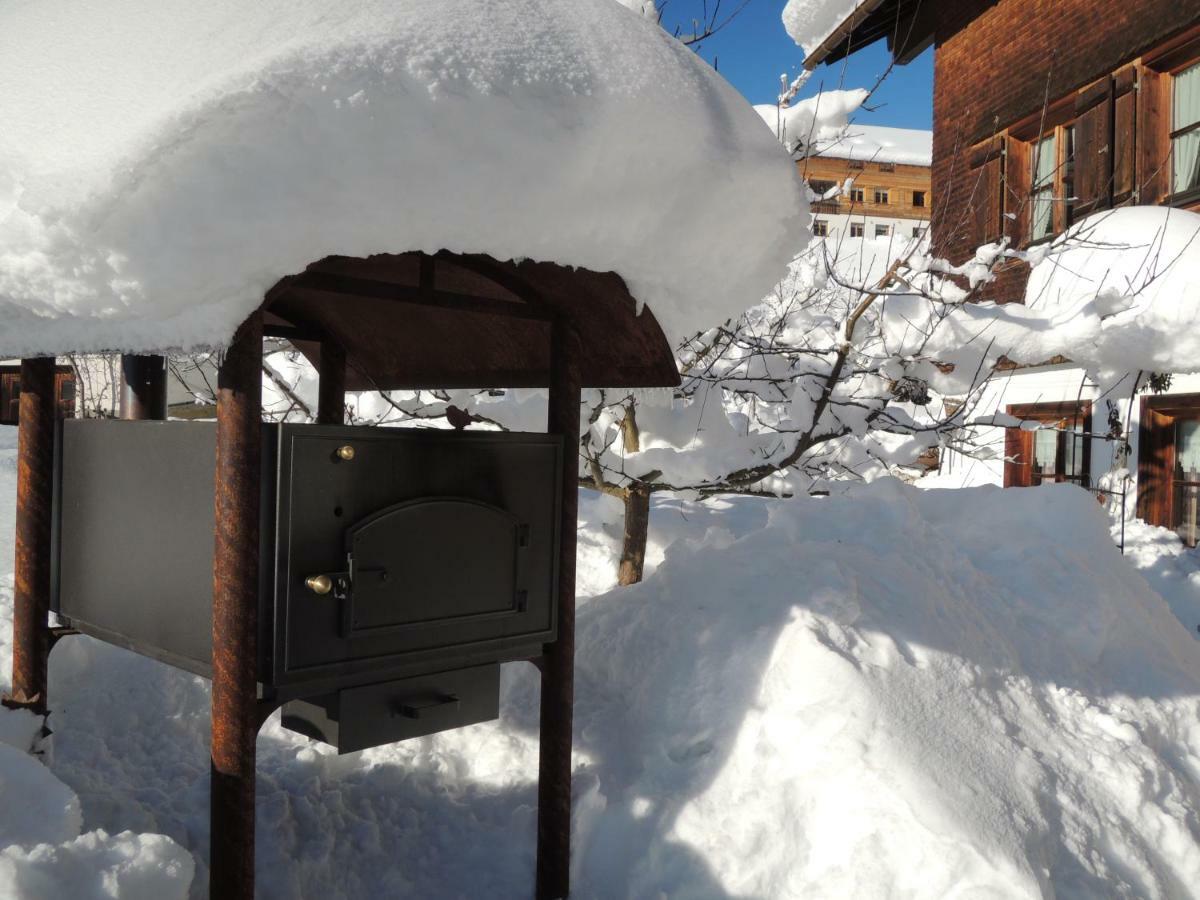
<box><xmin>119</xmin><ymin>354</ymin><xmax>167</xmax><ymax>420</ymax></box>
<box><xmin>537</xmin><ymin>319</ymin><xmax>581</xmax><ymax>900</ymax></box>
<box><xmin>317</xmin><ymin>340</ymin><xmax>346</xmax><ymax>426</ymax></box>
<box><xmin>4</xmin><ymin>359</ymin><xmax>56</xmax><ymax>714</ymax></box>
<box><xmin>210</xmin><ymin>312</ymin><xmax>262</xmax><ymax>900</ymax></box>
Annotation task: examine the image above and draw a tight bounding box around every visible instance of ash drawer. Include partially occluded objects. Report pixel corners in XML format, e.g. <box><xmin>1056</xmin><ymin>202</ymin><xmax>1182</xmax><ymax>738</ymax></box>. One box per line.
<box><xmin>280</xmin><ymin>664</ymin><xmax>500</xmax><ymax>754</ymax></box>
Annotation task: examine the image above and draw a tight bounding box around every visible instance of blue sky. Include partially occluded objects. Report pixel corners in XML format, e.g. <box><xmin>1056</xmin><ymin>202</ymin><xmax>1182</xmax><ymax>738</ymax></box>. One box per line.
<box><xmin>657</xmin><ymin>1</ymin><xmax>934</xmax><ymax>130</ymax></box>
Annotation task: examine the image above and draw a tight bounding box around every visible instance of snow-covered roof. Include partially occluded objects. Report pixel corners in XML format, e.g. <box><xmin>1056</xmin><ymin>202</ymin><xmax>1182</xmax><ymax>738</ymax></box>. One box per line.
<box><xmin>755</xmin><ymin>92</ymin><xmax>931</xmax><ymax>167</ymax></box>
<box><xmin>806</xmin><ymin>125</ymin><xmax>932</xmax><ymax>167</ymax></box>
<box><xmin>0</xmin><ymin>0</ymin><xmax>806</xmax><ymax>358</ymax></box>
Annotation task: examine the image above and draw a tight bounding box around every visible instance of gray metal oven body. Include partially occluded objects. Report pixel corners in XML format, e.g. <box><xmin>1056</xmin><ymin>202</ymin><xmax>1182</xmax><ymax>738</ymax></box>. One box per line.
<box><xmin>51</xmin><ymin>420</ymin><xmax>561</xmax><ymax>750</ymax></box>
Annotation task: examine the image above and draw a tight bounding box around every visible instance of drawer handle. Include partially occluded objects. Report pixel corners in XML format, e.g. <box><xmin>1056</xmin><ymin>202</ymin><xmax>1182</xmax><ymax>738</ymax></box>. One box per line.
<box><xmin>393</xmin><ymin>694</ymin><xmax>460</xmax><ymax>720</ymax></box>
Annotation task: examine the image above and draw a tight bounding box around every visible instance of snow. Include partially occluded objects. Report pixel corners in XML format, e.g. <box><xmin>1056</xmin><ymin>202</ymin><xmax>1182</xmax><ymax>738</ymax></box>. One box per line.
<box><xmin>809</xmin><ymin>123</ymin><xmax>932</xmax><ymax>166</ymax></box>
<box><xmin>1</xmin><ymin>419</ymin><xmax>1200</xmax><ymax>895</ymax></box>
<box><xmin>756</xmin><ymin>89</ymin><xmax>868</xmax><ymax>154</ymax></box>
<box><xmin>783</xmin><ymin>0</ymin><xmax>868</xmax><ymax>59</ymax></box>
<box><xmin>0</xmin><ymin>0</ymin><xmax>806</xmax><ymax>357</ymax></box>
<box><xmin>934</xmin><ymin>207</ymin><xmax>1200</xmax><ymax>388</ymax></box>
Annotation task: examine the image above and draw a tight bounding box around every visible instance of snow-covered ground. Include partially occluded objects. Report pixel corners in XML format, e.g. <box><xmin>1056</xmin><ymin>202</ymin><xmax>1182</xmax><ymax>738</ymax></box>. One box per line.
<box><xmin>2</xmin><ymin>425</ymin><xmax>1200</xmax><ymax>897</ymax></box>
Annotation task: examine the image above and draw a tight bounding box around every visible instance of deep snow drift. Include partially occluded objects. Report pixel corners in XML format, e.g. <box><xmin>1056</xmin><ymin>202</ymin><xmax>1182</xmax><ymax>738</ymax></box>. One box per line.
<box><xmin>1</xmin><ymin>424</ymin><xmax>1200</xmax><ymax>896</ymax></box>
<box><xmin>0</xmin><ymin>0</ymin><xmax>805</xmax><ymax>357</ymax></box>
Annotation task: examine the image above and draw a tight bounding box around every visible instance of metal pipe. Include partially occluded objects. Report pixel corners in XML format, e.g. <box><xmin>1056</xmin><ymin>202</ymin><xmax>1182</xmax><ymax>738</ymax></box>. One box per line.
<box><xmin>536</xmin><ymin>319</ymin><xmax>581</xmax><ymax>900</ymax></box>
<box><xmin>317</xmin><ymin>340</ymin><xmax>347</xmax><ymax>426</ymax></box>
<box><xmin>119</xmin><ymin>354</ymin><xmax>168</xmax><ymax>421</ymax></box>
<box><xmin>4</xmin><ymin>358</ymin><xmax>56</xmax><ymax>714</ymax></box>
<box><xmin>209</xmin><ymin>312</ymin><xmax>262</xmax><ymax>900</ymax></box>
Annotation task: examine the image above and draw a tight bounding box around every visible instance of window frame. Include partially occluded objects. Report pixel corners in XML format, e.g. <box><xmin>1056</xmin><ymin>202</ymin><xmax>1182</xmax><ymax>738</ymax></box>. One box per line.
<box><xmin>1170</xmin><ymin>60</ymin><xmax>1200</xmax><ymax>202</ymax></box>
<box><xmin>873</xmin><ymin>188</ymin><xmax>890</xmax><ymax>205</ymax></box>
<box><xmin>1003</xmin><ymin>401</ymin><xmax>1092</xmax><ymax>489</ymax></box>
<box><xmin>874</xmin><ymin>224</ymin><xmax>890</xmax><ymax>238</ymax></box>
<box><xmin>812</xmin><ymin>218</ymin><xmax>829</xmax><ymax>237</ymax></box>
<box><xmin>849</xmin><ymin>222</ymin><xmax>865</xmax><ymax>238</ymax></box>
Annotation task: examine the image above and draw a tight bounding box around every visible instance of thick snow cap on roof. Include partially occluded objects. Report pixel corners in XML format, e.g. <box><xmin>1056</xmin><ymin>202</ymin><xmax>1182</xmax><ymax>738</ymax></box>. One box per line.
<box><xmin>756</xmin><ymin>95</ymin><xmax>931</xmax><ymax>166</ymax></box>
<box><xmin>782</xmin><ymin>0</ymin><xmax>867</xmax><ymax>58</ymax></box>
<box><xmin>0</xmin><ymin>0</ymin><xmax>806</xmax><ymax>357</ymax></box>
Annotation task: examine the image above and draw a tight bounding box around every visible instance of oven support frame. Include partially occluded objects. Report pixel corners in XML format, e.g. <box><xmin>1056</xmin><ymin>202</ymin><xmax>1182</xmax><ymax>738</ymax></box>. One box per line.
<box><xmin>4</xmin><ymin>358</ymin><xmax>57</xmax><ymax>715</ymax></box>
<box><xmin>210</xmin><ymin>311</ymin><xmax>264</xmax><ymax>900</ymax></box>
<box><xmin>536</xmin><ymin>318</ymin><xmax>581</xmax><ymax>900</ymax></box>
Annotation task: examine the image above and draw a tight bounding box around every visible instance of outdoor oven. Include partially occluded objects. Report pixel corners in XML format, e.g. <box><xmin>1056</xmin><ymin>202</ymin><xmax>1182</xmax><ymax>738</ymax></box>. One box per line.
<box><xmin>52</xmin><ymin>420</ymin><xmax>562</xmax><ymax>751</ymax></box>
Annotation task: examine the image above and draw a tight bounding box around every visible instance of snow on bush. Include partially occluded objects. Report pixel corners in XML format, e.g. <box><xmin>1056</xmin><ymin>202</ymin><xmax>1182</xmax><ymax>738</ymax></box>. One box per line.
<box><xmin>0</xmin><ymin>0</ymin><xmax>805</xmax><ymax>358</ymax></box>
<box><xmin>931</xmin><ymin>207</ymin><xmax>1200</xmax><ymax>388</ymax></box>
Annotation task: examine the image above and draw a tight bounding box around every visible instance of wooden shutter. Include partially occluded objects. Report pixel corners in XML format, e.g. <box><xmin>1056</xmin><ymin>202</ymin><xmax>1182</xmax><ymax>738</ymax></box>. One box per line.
<box><xmin>1112</xmin><ymin>68</ymin><xmax>1138</xmax><ymax>205</ymax></box>
<box><xmin>1137</xmin><ymin>403</ymin><xmax>1175</xmax><ymax>526</ymax></box>
<box><xmin>1003</xmin><ymin>425</ymin><xmax>1033</xmax><ymax>487</ymax></box>
<box><xmin>1004</xmin><ymin>136</ymin><xmax>1030</xmax><ymax>247</ymax></box>
<box><xmin>969</xmin><ymin>137</ymin><xmax>1005</xmax><ymax>247</ymax></box>
<box><xmin>1137</xmin><ymin>65</ymin><xmax>1171</xmax><ymax>204</ymax></box>
<box><xmin>1074</xmin><ymin>78</ymin><xmax>1114</xmax><ymax>217</ymax></box>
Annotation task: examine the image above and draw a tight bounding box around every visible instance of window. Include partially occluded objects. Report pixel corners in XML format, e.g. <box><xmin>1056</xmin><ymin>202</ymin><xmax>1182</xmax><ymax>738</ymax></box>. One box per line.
<box><xmin>813</xmin><ymin>219</ymin><xmax>829</xmax><ymax>237</ymax></box>
<box><xmin>874</xmin><ymin>188</ymin><xmax>889</xmax><ymax>205</ymax></box>
<box><xmin>850</xmin><ymin>222</ymin><xmax>864</xmax><ymax>238</ymax></box>
<box><xmin>1031</xmin><ymin>134</ymin><xmax>1057</xmax><ymax>241</ymax></box>
<box><xmin>849</xmin><ymin>187</ymin><xmax>865</xmax><ymax>203</ymax></box>
<box><xmin>879</xmin><ymin>162</ymin><xmax>896</xmax><ymax>173</ymax></box>
<box><xmin>912</xmin><ymin>226</ymin><xmax>923</xmax><ymax>238</ymax></box>
<box><xmin>1003</xmin><ymin>402</ymin><xmax>1091</xmax><ymax>488</ymax></box>
<box><xmin>1173</xmin><ymin>62</ymin><xmax>1200</xmax><ymax>196</ymax></box>
<box><xmin>1137</xmin><ymin>394</ymin><xmax>1200</xmax><ymax>545</ymax></box>
<box><xmin>1062</xmin><ymin>125</ymin><xmax>1076</xmax><ymax>227</ymax></box>
<box><xmin>1176</xmin><ymin>419</ymin><xmax>1200</xmax><ymax>545</ymax></box>
<box><xmin>874</xmin><ymin>224</ymin><xmax>890</xmax><ymax>237</ymax></box>
<box><xmin>848</xmin><ymin>160</ymin><xmax>865</xmax><ymax>170</ymax></box>
<box><xmin>912</xmin><ymin>190</ymin><xmax>926</xmax><ymax>208</ymax></box>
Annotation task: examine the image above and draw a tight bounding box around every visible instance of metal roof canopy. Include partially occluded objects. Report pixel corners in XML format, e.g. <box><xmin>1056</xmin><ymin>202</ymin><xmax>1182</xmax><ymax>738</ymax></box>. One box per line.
<box><xmin>263</xmin><ymin>250</ymin><xmax>681</xmax><ymax>391</ymax></box>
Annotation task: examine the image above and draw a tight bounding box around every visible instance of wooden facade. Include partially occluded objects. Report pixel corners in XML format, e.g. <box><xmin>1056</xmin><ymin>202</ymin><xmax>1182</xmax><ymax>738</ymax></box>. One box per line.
<box><xmin>801</xmin><ymin>155</ymin><xmax>931</xmax><ymax>223</ymax></box>
<box><xmin>0</xmin><ymin>365</ymin><xmax>77</xmax><ymax>425</ymax></box>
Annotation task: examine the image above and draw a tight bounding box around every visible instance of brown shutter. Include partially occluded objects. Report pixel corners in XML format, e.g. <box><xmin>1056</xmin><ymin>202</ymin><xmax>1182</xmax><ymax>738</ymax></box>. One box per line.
<box><xmin>1137</xmin><ymin>403</ymin><xmax>1175</xmax><ymax>526</ymax></box>
<box><xmin>1112</xmin><ymin>68</ymin><xmax>1137</xmax><ymax>205</ymax></box>
<box><xmin>969</xmin><ymin>137</ymin><xmax>1005</xmax><ymax>247</ymax></box>
<box><xmin>1004</xmin><ymin>136</ymin><xmax>1030</xmax><ymax>247</ymax></box>
<box><xmin>1137</xmin><ymin>65</ymin><xmax>1171</xmax><ymax>204</ymax></box>
<box><xmin>1073</xmin><ymin>77</ymin><xmax>1114</xmax><ymax>217</ymax></box>
<box><xmin>1004</xmin><ymin>425</ymin><xmax>1033</xmax><ymax>487</ymax></box>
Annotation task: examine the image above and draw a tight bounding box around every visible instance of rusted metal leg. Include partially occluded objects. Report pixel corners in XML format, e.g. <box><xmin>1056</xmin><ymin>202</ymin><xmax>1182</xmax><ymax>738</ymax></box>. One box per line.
<box><xmin>317</xmin><ymin>339</ymin><xmax>347</xmax><ymax>426</ymax></box>
<box><xmin>4</xmin><ymin>358</ymin><xmax>56</xmax><ymax>715</ymax></box>
<box><xmin>119</xmin><ymin>354</ymin><xmax>167</xmax><ymax>421</ymax></box>
<box><xmin>210</xmin><ymin>313</ymin><xmax>262</xmax><ymax>900</ymax></box>
<box><xmin>537</xmin><ymin>320</ymin><xmax>581</xmax><ymax>900</ymax></box>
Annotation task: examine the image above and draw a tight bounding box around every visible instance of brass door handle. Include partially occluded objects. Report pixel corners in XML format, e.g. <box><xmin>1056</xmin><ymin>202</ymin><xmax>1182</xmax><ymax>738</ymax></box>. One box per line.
<box><xmin>305</xmin><ymin>574</ymin><xmax>333</xmax><ymax>595</ymax></box>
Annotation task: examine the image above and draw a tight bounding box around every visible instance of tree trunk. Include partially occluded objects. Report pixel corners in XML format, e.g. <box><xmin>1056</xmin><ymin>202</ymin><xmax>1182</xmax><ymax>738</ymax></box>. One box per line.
<box><xmin>617</xmin><ymin>486</ymin><xmax>651</xmax><ymax>586</ymax></box>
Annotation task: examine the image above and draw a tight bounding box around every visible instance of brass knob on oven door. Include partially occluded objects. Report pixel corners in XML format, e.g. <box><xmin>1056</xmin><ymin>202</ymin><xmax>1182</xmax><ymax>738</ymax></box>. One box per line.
<box><xmin>305</xmin><ymin>574</ymin><xmax>333</xmax><ymax>595</ymax></box>
<box><xmin>336</xmin><ymin>444</ymin><xmax>355</xmax><ymax>461</ymax></box>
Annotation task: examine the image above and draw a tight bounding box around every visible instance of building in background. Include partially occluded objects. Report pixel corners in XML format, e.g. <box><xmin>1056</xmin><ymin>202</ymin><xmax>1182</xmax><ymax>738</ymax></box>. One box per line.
<box><xmin>803</xmin><ymin>1</ymin><xmax>1200</xmax><ymax>544</ymax></box>
<box><xmin>798</xmin><ymin>124</ymin><xmax>931</xmax><ymax>245</ymax></box>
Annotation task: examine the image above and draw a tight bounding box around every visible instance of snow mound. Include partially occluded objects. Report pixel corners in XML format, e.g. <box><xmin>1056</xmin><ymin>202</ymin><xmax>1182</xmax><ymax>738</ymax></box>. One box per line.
<box><xmin>783</xmin><ymin>0</ymin><xmax>866</xmax><ymax>58</ymax></box>
<box><xmin>0</xmin><ymin>831</ymin><xmax>194</xmax><ymax>900</ymax></box>
<box><xmin>0</xmin><ymin>0</ymin><xmax>806</xmax><ymax>356</ymax></box>
<box><xmin>566</xmin><ymin>481</ymin><xmax>1200</xmax><ymax>896</ymax></box>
